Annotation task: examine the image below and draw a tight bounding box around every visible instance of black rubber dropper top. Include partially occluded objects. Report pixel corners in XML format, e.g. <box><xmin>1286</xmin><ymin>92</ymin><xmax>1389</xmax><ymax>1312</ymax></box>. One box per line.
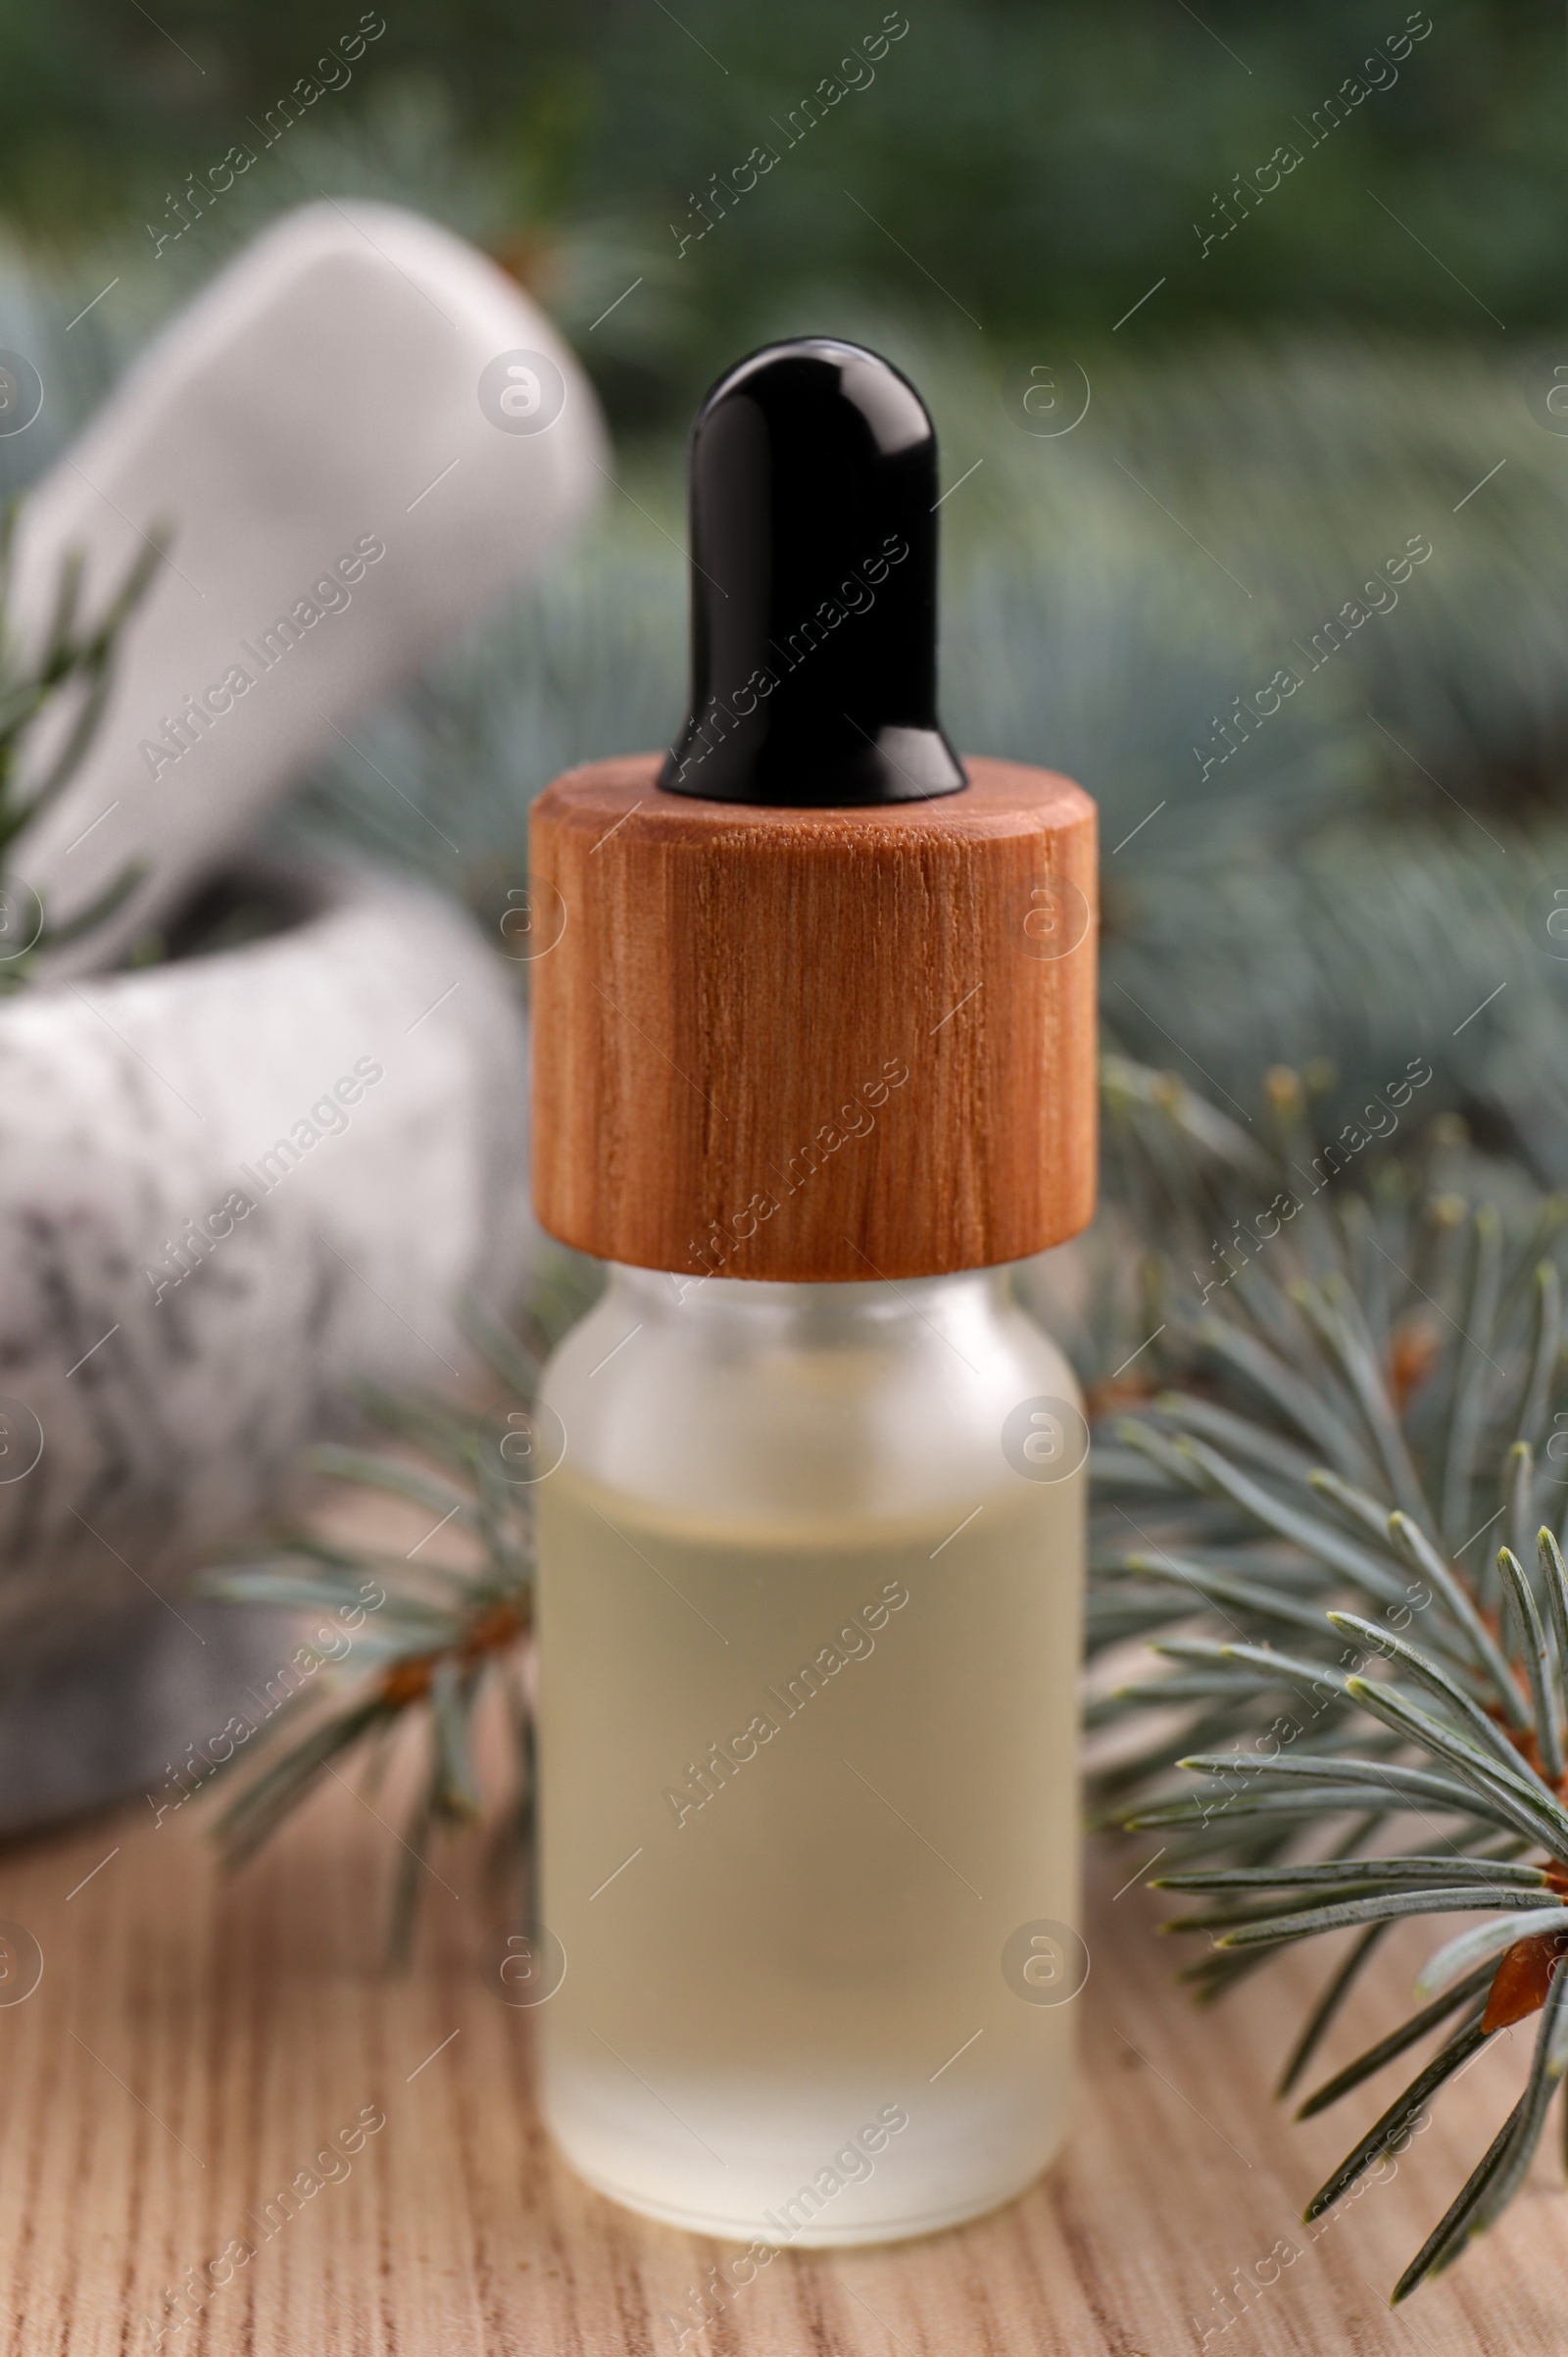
<box><xmin>659</xmin><ymin>337</ymin><xmax>966</xmax><ymax>806</ymax></box>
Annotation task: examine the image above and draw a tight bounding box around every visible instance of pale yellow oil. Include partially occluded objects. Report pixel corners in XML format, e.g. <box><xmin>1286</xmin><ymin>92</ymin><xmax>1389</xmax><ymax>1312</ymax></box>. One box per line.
<box><xmin>536</xmin><ymin>1460</ymin><xmax>1083</xmax><ymax>2242</ymax></box>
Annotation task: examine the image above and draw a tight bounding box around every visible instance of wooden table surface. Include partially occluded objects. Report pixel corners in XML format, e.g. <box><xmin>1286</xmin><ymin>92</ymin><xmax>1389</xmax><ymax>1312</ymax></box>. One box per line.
<box><xmin>3</xmin><ymin>1514</ymin><xmax>1565</xmax><ymax>2354</ymax></box>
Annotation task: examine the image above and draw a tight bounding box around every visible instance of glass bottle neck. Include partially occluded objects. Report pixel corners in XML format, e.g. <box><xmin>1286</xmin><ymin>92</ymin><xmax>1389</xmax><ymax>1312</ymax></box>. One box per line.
<box><xmin>542</xmin><ymin>1259</ymin><xmax>1079</xmax><ymax>1524</ymax></box>
<box><xmin>605</xmin><ymin>1261</ymin><xmax>1016</xmax><ymax>1348</ymax></box>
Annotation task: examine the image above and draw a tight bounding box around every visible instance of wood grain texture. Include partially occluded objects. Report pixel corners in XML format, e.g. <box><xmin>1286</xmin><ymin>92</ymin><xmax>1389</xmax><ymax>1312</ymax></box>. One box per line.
<box><xmin>529</xmin><ymin>754</ymin><xmax>1098</xmax><ymax>1281</ymax></box>
<box><xmin>1</xmin><ymin>1475</ymin><xmax>1563</xmax><ymax>2357</ymax></box>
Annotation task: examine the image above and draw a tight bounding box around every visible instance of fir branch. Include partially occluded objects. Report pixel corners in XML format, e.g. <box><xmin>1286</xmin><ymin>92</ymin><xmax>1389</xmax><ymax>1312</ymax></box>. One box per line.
<box><xmin>0</xmin><ymin>508</ymin><xmax>164</xmax><ymax>982</ymax></box>
<box><xmin>1089</xmin><ymin>1055</ymin><xmax>1568</xmax><ymax>2298</ymax></box>
<box><xmin>191</xmin><ymin>1280</ymin><xmax>593</xmax><ymax>1966</ymax></box>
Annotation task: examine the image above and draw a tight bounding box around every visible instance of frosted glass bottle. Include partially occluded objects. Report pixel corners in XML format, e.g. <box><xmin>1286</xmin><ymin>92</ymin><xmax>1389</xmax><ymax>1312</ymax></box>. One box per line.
<box><xmin>535</xmin><ymin>1260</ymin><xmax>1086</xmax><ymax>2244</ymax></box>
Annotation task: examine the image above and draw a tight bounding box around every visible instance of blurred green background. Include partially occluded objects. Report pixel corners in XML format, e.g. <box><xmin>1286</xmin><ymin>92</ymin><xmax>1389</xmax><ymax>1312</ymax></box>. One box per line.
<box><xmin>5</xmin><ymin>0</ymin><xmax>1568</xmax><ymax>1169</ymax></box>
<box><xmin>0</xmin><ymin>0</ymin><xmax>1560</xmax><ymax>377</ymax></box>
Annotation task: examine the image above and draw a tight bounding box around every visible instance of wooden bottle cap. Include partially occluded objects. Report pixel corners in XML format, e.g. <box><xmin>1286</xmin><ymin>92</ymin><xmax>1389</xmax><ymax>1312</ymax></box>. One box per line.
<box><xmin>529</xmin><ymin>754</ymin><xmax>1097</xmax><ymax>1283</ymax></box>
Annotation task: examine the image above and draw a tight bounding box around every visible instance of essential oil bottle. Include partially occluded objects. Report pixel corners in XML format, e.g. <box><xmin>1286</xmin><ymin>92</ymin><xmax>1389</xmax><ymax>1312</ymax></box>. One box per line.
<box><xmin>528</xmin><ymin>337</ymin><xmax>1098</xmax><ymax>2242</ymax></box>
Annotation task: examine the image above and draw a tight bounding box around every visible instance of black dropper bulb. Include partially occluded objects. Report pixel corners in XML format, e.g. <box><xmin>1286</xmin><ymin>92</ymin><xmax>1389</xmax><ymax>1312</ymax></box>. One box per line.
<box><xmin>659</xmin><ymin>337</ymin><xmax>966</xmax><ymax>806</ymax></box>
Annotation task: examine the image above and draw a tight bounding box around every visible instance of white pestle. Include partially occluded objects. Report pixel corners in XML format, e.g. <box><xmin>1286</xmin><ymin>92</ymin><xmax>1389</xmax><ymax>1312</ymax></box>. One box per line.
<box><xmin>9</xmin><ymin>199</ymin><xmax>606</xmax><ymax>967</ymax></box>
